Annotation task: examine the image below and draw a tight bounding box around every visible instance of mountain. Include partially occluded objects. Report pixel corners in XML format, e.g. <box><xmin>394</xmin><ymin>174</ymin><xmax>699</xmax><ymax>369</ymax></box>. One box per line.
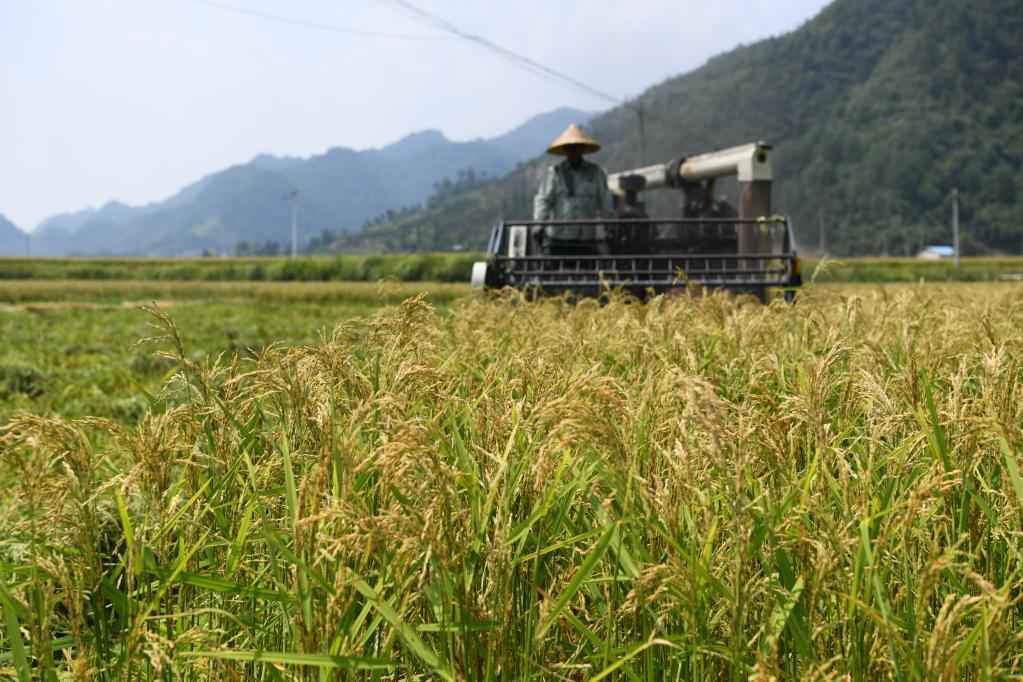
<box><xmin>0</xmin><ymin>214</ymin><xmax>27</xmax><ymax>256</ymax></box>
<box><xmin>339</xmin><ymin>0</ymin><xmax>1023</xmax><ymax>256</ymax></box>
<box><xmin>30</xmin><ymin>107</ymin><xmax>594</xmax><ymax>257</ymax></box>
<box><xmin>487</xmin><ymin>107</ymin><xmax>600</xmax><ymax>158</ymax></box>
<box><xmin>31</xmin><ymin>201</ymin><xmax>155</xmax><ymax>256</ymax></box>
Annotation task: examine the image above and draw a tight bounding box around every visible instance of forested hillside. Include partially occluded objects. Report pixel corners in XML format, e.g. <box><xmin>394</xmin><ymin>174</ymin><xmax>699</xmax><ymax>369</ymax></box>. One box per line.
<box><xmin>339</xmin><ymin>0</ymin><xmax>1022</xmax><ymax>256</ymax></box>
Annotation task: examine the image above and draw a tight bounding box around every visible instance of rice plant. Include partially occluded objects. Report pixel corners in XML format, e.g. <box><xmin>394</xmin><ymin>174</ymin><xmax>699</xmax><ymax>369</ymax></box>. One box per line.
<box><xmin>3</xmin><ymin>283</ymin><xmax>1023</xmax><ymax>679</ymax></box>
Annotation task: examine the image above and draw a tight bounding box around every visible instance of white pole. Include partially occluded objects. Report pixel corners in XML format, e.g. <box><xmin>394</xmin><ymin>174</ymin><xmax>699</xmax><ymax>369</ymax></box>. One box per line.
<box><xmin>636</xmin><ymin>102</ymin><xmax>646</xmax><ymax>168</ymax></box>
<box><xmin>818</xmin><ymin>207</ymin><xmax>826</xmax><ymax>255</ymax></box>
<box><xmin>952</xmin><ymin>187</ymin><xmax>960</xmax><ymax>269</ymax></box>
<box><xmin>287</xmin><ymin>190</ymin><xmax>299</xmax><ymax>258</ymax></box>
<box><xmin>291</xmin><ymin>202</ymin><xmax>297</xmax><ymax>258</ymax></box>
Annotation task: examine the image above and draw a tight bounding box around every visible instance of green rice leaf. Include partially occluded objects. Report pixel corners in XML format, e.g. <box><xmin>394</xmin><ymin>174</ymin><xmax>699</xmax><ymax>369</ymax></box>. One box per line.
<box><xmin>919</xmin><ymin>376</ymin><xmax>951</xmax><ymax>473</ymax></box>
<box><xmin>762</xmin><ymin>576</ymin><xmax>804</xmax><ymax>654</ymax></box>
<box><xmin>351</xmin><ymin>579</ymin><xmax>454</xmax><ymax>681</ymax></box>
<box><xmin>535</xmin><ymin>521</ymin><xmax>618</xmax><ymax>642</ymax></box>
<box><xmin>589</xmin><ymin>637</ymin><xmax>681</xmax><ymax>681</ymax></box>
<box><xmin>143</xmin><ymin>568</ymin><xmax>291</xmax><ymax>603</ymax></box>
<box><xmin>114</xmin><ymin>489</ymin><xmax>135</xmax><ymax>573</ymax></box>
<box><xmin>182</xmin><ymin>649</ymin><xmax>394</xmax><ymax>670</ymax></box>
<box><xmin>0</xmin><ymin>581</ymin><xmax>31</xmax><ymax>682</ymax></box>
<box><xmin>1000</xmin><ymin>437</ymin><xmax>1023</xmax><ymax>514</ymax></box>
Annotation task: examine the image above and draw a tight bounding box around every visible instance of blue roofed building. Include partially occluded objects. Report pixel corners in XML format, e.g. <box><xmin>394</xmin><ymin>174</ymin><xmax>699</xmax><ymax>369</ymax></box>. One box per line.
<box><xmin>917</xmin><ymin>245</ymin><xmax>955</xmax><ymax>260</ymax></box>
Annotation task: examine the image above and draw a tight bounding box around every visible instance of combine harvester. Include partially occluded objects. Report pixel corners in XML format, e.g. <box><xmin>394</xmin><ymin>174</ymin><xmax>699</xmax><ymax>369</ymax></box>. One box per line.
<box><xmin>471</xmin><ymin>142</ymin><xmax>802</xmax><ymax>302</ymax></box>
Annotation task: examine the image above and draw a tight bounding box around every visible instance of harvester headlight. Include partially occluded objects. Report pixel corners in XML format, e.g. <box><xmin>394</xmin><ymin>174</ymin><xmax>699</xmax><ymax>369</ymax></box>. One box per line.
<box><xmin>470</xmin><ymin>262</ymin><xmax>488</xmax><ymax>289</ymax></box>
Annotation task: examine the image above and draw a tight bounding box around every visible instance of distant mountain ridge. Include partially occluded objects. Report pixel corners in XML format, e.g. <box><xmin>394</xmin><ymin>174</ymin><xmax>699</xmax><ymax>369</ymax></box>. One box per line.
<box><xmin>340</xmin><ymin>0</ymin><xmax>1023</xmax><ymax>256</ymax></box>
<box><xmin>14</xmin><ymin>107</ymin><xmax>593</xmax><ymax>256</ymax></box>
<box><xmin>0</xmin><ymin>214</ymin><xmax>27</xmax><ymax>256</ymax></box>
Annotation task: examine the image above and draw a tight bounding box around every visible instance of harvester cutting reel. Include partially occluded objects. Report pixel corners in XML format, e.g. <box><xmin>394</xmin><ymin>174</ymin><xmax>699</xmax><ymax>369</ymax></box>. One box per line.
<box><xmin>471</xmin><ymin>216</ymin><xmax>802</xmax><ymax>303</ymax></box>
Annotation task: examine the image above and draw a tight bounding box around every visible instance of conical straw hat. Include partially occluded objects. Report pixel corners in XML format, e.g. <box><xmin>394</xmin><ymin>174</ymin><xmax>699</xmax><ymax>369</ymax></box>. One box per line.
<box><xmin>546</xmin><ymin>124</ymin><xmax>601</xmax><ymax>155</ymax></box>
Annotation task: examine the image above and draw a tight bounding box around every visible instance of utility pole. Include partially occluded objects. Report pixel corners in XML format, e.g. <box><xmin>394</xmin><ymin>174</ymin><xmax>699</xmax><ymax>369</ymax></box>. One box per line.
<box><xmin>951</xmin><ymin>187</ymin><xmax>960</xmax><ymax>269</ymax></box>
<box><xmin>636</xmin><ymin>102</ymin><xmax>646</xmax><ymax>168</ymax></box>
<box><xmin>285</xmin><ymin>189</ymin><xmax>299</xmax><ymax>258</ymax></box>
<box><xmin>818</xmin><ymin>207</ymin><xmax>827</xmax><ymax>255</ymax></box>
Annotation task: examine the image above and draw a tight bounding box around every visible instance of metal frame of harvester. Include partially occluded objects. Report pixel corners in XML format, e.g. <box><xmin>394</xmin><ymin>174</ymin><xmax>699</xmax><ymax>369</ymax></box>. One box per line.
<box><xmin>471</xmin><ymin>141</ymin><xmax>802</xmax><ymax>302</ymax></box>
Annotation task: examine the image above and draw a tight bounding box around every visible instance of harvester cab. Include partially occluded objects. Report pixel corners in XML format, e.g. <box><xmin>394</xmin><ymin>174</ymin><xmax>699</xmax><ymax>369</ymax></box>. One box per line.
<box><xmin>471</xmin><ymin>141</ymin><xmax>802</xmax><ymax>302</ymax></box>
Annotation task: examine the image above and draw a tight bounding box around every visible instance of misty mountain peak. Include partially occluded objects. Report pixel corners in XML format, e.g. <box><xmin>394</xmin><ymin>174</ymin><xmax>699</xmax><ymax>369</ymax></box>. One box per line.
<box><xmin>384</xmin><ymin>130</ymin><xmax>449</xmax><ymax>155</ymax></box>
<box><xmin>0</xmin><ymin>213</ymin><xmax>27</xmax><ymax>253</ymax></box>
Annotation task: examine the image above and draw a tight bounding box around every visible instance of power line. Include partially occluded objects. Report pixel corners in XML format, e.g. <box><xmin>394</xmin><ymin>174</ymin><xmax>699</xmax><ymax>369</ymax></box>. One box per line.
<box><xmin>190</xmin><ymin>0</ymin><xmax>455</xmax><ymax>40</ymax></box>
<box><xmin>194</xmin><ymin>0</ymin><xmax>657</xmax><ymax>125</ymax></box>
<box><xmin>384</xmin><ymin>0</ymin><xmax>625</xmax><ymax>107</ymax></box>
<box><xmin>382</xmin><ymin>0</ymin><xmax>688</xmax><ymax>164</ymax></box>
<box><xmin>197</xmin><ymin>0</ymin><xmax>671</xmax><ymax>161</ymax></box>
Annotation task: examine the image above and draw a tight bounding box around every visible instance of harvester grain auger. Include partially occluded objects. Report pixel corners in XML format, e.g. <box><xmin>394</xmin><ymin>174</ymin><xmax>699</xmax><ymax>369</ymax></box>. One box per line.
<box><xmin>471</xmin><ymin>142</ymin><xmax>802</xmax><ymax>302</ymax></box>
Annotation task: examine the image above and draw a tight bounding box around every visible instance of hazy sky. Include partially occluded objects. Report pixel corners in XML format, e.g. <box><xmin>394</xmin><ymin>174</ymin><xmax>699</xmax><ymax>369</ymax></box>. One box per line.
<box><xmin>2</xmin><ymin>0</ymin><xmax>832</xmax><ymax>230</ymax></box>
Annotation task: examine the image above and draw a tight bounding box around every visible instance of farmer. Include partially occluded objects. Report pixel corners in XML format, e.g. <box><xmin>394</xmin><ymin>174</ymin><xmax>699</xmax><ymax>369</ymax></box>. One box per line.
<box><xmin>532</xmin><ymin>124</ymin><xmax>611</xmax><ymax>255</ymax></box>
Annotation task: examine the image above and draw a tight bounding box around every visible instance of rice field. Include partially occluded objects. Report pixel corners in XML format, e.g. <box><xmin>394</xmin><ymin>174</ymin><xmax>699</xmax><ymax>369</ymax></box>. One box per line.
<box><xmin>0</xmin><ymin>281</ymin><xmax>469</xmax><ymax>426</ymax></box>
<box><xmin>3</xmin><ymin>281</ymin><xmax>1023</xmax><ymax>679</ymax></box>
